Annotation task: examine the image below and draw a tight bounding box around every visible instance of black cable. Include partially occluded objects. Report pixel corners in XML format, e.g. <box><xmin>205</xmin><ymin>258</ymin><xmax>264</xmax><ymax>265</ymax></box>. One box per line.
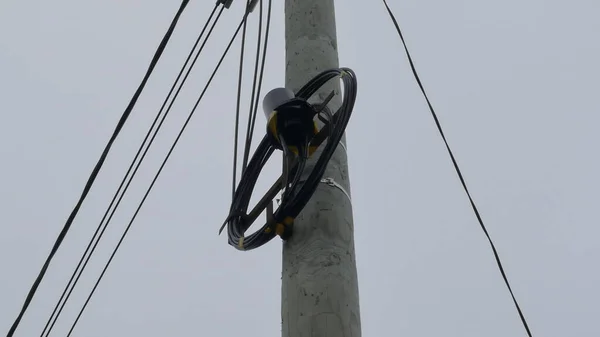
<box><xmin>65</xmin><ymin>14</ymin><xmax>250</xmax><ymax>336</ymax></box>
<box><xmin>246</xmin><ymin>0</ymin><xmax>271</xmax><ymax>167</ymax></box>
<box><xmin>224</xmin><ymin>68</ymin><xmax>357</xmax><ymax>251</ymax></box>
<box><xmin>380</xmin><ymin>1</ymin><xmax>532</xmax><ymax>336</ymax></box>
<box><xmin>233</xmin><ymin>0</ymin><xmax>271</xmax><ymax>200</ymax></box>
<box><xmin>233</xmin><ymin>1</ymin><xmax>251</xmax><ymax>197</ymax></box>
<box><xmin>5</xmin><ymin>2</ymin><xmax>190</xmax><ymax>336</ymax></box>
<box><xmin>241</xmin><ymin>0</ymin><xmax>264</xmax><ymax>171</ymax></box>
<box><xmin>39</xmin><ymin>5</ymin><xmax>223</xmax><ymax>337</ymax></box>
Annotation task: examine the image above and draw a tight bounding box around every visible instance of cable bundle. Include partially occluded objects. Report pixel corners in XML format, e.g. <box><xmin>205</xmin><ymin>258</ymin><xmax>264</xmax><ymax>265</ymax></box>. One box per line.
<box><xmin>222</xmin><ymin>67</ymin><xmax>357</xmax><ymax>251</ymax></box>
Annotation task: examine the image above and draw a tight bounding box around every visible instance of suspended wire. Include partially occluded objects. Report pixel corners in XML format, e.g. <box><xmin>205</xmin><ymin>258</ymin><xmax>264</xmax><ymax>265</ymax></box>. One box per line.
<box><xmin>240</xmin><ymin>0</ymin><xmax>263</xmax><ymax>171</ymax></box>
<box><xmin>241</xmin><ymin>0</ymin><xmax>272</xmax><ymax>171</ymax></box>
<box><xmin>233</xmin><ymin>0</ymin><xmax>271</xmax><ymax>196</ymax></box>
<box><xmin>39</xmin><ymin>4</ymin><xmax>224</xmax><ymax>337</ymax></box>
<box><xmin>233</xmin><ymin>1</ymin><xmax>251</xmax><ymax>197</ymax></box>
<box><xmin>246</xmin><ymin>0</ymin><xmax>272</xmax><ymax>166</ymax></box>
<box><xmin>65</xmin><ymin>13</ymin><xmax>251</xmax><ymax>337</ymax></box>
<box><xmin>5</xmin><ymin>2</ymin><xmax>191</xmax><ymax>336</ymax></box>
<box><xmin>380</xmin><ymin>1</ymin><xmax>533</xmax><ymax>336</ymax></box>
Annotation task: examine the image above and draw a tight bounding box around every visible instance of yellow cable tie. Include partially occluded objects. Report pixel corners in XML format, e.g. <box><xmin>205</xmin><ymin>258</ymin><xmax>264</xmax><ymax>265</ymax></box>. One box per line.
<box><xmin>238</xmin><ymin>237</ymin><xmax>245</xmax><ymax>250</ymax></box>
<box><xmin>274</xmin><ymin>217</ymin><xmax>295</xmax><ymax>237</ymax></box>
<box><xmin>275</xmin><ymin>223</ymin><xmax>285</xmax><ymax>236</ymax></box>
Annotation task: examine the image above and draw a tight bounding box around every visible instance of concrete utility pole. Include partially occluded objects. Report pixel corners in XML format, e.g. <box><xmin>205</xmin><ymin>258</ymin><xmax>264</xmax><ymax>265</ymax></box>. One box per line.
<box><xmin>282</xmin><ymin>1</ymin><xmax>361</xmax><ymax>337</ymax></box>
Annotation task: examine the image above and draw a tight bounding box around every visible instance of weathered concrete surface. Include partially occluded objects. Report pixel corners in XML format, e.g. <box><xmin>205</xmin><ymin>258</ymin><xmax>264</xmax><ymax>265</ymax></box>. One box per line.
<box><xmin>282</xmin><ymin>1</ymin><xmax>361</xmax><ymax>336</ymax></box>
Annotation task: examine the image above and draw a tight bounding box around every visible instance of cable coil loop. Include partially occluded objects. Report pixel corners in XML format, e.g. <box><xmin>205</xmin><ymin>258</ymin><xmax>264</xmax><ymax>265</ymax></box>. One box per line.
<box><xmin>221</xmin><ymin>67</ymin><xmax>357</xmax><ymax>251</ymax></box>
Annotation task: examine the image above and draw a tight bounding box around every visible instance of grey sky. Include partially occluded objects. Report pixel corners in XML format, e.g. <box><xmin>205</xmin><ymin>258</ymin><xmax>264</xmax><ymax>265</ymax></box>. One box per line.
<box><xmin>1</xmin><ymin>0</ymin><xmax>599</xmax><ymax>336</ymax></box>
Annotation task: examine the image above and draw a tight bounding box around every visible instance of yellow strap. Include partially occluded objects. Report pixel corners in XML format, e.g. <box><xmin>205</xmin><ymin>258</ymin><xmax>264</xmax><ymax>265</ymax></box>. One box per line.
<box><xmin>275</xmin><ymin>216</ymin><xmax>295</xmax><ymax>237</ymax></box>
<box><xmin>275</xmin><ymin>223</ymin><xmax>285</xmax><ymax>236</ymax></box>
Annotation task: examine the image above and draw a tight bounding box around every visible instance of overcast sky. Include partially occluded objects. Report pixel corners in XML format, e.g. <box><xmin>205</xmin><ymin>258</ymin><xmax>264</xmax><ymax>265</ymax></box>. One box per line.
<box><xmin>1</xmin><ymin>0</ymin><xmax>599</xmax><ymax>336</ymax></box>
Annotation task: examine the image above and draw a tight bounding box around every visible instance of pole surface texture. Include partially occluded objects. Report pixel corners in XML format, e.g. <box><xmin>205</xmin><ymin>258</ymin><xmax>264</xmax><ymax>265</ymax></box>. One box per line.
<box><xmin>282</xmin><ymin>1</ymin><xmax>361</xmax><ymax>336</ymax></box>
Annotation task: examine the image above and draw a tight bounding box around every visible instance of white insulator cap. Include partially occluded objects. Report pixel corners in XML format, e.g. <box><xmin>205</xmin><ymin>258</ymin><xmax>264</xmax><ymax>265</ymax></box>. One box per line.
<box><xmin>262</xmin><ymin>87</ymin><xmax>295</xmax><ymax>120</ymax></box>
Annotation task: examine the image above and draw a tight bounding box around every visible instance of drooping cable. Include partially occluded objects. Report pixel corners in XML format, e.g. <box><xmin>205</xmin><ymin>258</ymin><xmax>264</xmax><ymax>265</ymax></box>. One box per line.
<box><xmin>232</xmin><ymin>0</ymin><xmax>271</xmax><ymax>200</ymax></box>
<box><xmin>233</xmin><ymin>0</ymin><xmax>251</xmax><ymax>197</ymax></box>
<box><xmin>39</xmin><ymin>5</ymin><xmax>224</xmax><ymax>337</ymax></box>
<box><xmin>5</xmin><ymin>2</ymin><xmax>191</xmax><ymax>336</ymax></box>
<box><xmin>246</xmin><ymin>0</ymin><xmax>272</xmax><ymax>167</ymax></box>
<box><xmin>241</xmin><ymin>0</ymin><xmax>263</xmax><ymax>171</ymax></box>
<box><xmin>380</xmin><ymin>1</ymin><xmax>533</xmax><ymax>336</ymax></box>
<box><xmin>65</xmin><ymin>13</ymin><xmax>251</xmax><ymax>336</ymax></box>
<box><xmin>241</xmin><ymin>0</ymin><xmax>272</xmax><ymax>171</ymax></box>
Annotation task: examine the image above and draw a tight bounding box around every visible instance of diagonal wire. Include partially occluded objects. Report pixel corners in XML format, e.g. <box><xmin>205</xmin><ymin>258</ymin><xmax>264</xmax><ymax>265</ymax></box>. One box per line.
<box><xmin>5</xmin><ymin>1</ymin><xmax>191</xmax><ymax>336</ymax></box>
<box><xmin>40</xmin><ymin>4</ymin><xmax>224</xmax><ymax>336</ymax></box>
<box><xmin>381</xmin><ymin>1</ymin><xmax>533</xmax><ymax>336</ymax></box>
<box><xmin>65</xmin><ymin>13</ymin><xmax>250</xmax><ymax>337</ymax></box>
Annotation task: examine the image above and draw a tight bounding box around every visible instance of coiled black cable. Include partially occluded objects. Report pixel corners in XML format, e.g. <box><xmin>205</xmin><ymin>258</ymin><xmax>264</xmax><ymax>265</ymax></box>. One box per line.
<box><xmin>223</xmin><ymin>67</ymin><xmax>357</xmax><ymax>251</ymax></box>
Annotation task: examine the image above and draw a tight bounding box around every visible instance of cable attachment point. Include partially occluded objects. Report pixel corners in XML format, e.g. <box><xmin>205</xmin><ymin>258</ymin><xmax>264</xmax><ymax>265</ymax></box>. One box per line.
<box><xmin>265</xmin><ymin>212</ymin><xmax>294</xmax><ymax>240</ymax></box>
<box><xmin>263</xmin><ymin>87</ymin><xmax>319</xmax><ymax>157</ymax></box>
<box><xmin>247</xmin><ymin>0</ymin><xmax>259</xmax><ymax>12</ymax></box>
<box><xmin>320</xmin><ymin>177</ymin><xmax>351</xmax><ymax>202</ymax></box>
<box><xmin>217</xmin><ymin>0</ymin><xmax>234</xmax><ymax>9</ymax></box>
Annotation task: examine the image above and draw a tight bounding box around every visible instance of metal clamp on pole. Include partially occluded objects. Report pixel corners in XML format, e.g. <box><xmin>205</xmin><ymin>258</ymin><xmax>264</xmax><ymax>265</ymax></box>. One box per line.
<box><xmin>320</xmin><ymin>177</ymin><xmax>351</xmax><ymax>202</ymax></box>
